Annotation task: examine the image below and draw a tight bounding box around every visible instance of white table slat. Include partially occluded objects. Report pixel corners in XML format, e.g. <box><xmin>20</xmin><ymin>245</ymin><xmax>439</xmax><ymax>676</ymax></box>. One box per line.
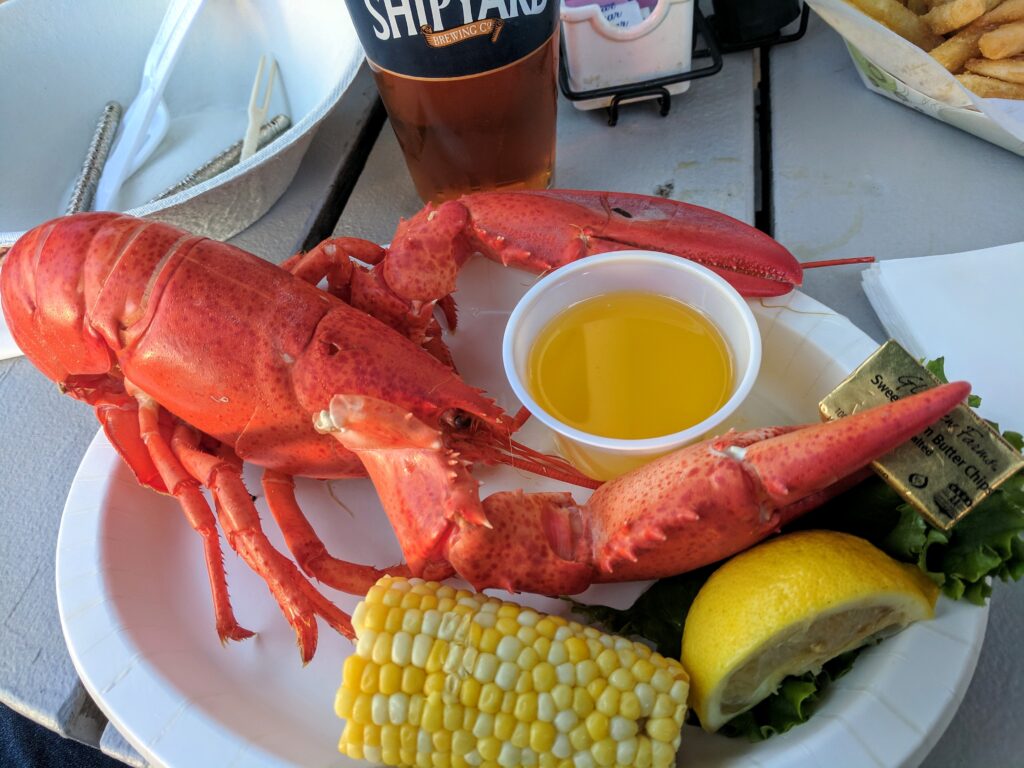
<box><xmin>770</xmin><ymin>15</ymin><xmax>1024</xmax><ymax>768</ymax></box>
<box><xmin>771</xmin><ymin>14</ymin><xmax>1024</xmax><ymax>341</ymax></box>
<box><xmin>333</xmin><ymin>50</ymin><xmax>757</xmax><ymax>244</ymax></box>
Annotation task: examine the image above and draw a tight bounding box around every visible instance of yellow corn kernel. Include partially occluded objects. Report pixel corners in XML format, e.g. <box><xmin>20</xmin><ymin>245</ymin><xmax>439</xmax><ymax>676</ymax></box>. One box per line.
<box><xmin>576</xmin><ymin>660</ymin><xmax>600</xmax><ymax>687</ymax></box>
<box><xmin>420</xmin><ymin>594</ymin><xmax>438</xmax><ymax>611</ymax></box>
<box><xmin>432</xmin><ymin>730</ymin><xmax>452</xmax><ymax>753</ymax></box>
<box><xmin>647</xmin><ymin>716</ymin><xmax>679</xmax><ymax>743</ymax></box>
<box><xmin>382</xmin><ymin>723</ymin><xmax>401</xmax><ymax>754</ymax></box>
<box><xmin>534</xmin><ymin>636</ymin><xmax>552</xmax><ymax>660</ymax></box>
<box><xmin>565</xmin><ymin>637</ymin><xmax>589</xmax><ymax>663</ymax></box>
<box><xmin>569</xmin><ymin>723</ymin><xmax>592</xmax><ymax>751</ymax></box>
<box><xmin>594</xmin><ymin>648</ymin><xmax>618</xmax><ymax>677</ymax></box>
<box><xmin>480</xmin><ymin>627</ymin><xmax>501</xmax><ymax>654</ymax></box>
<box><xmin>379</xmin><ymin>663</ymin><xmax>402</xmax><ymax>695</ymax></box>
<box><xmin>591</xmin><ymin>738</ymin><xmax>617</xmax><ymax>767</ymax></box>
<box><xmin>511</xmin><ymin>720</ymin><xmax>532</xmax><ymax>748</ymax></box>
<box><xmin>342</xmin><ymin>654</ymin><xmax>367</xmax><ymax>689</ymax></box>
<box><xmin>407</xmin><ymin>694</ymin><xmax>424</xmax><ymax>726</ymax></box>
<box><xmin>443</xmin><ymin>703</ymin><xmax>464</xmax><ymax>732</ymax></box>
<box><xmin>635</xmin><ymin>737</ymin><xmax>653</xmax><ymax>768</ymax></box>
<box><xmin>460</xmin><ymin>677</ymin><xmax>481</xmax><ymax>708</ymax></box>
<box><xmin>431</xmin><ymin>753</ymin><xmax>451</xmax><ymax>768</ymax></box>
<box><xmin>651</xmin><ymin>740</ymin><xmax>676</xmax><ymax>767</ymax></box>
<box><xmin>385</xmin><ymin>606</ymin><xmax>404</xmax><ymax>633</ymax></box>
<box><xmin>495</xmin><ymin>616</ymin><xmax>519</xmax><ymax>636</ymax></box>
<box><xmin>573</xmin><ymin>688</ymin><xmax>594</xmax><ymax>718</ymax></box>
<box><xmin>608</xmin><ymin>667</ymin><xmax>634</xmax><ymax>691</ymax></box>
<box><xmin>633</xmin><ymin>658</ymin><xmax>655</xmax><ymax>683</ymax></box>
<box><xmin>514</xmin><ymin>691</ymin><xmax>538</xmax><ymax>722</ymax></box>
<box><xmin>585</xmin><ymin>711</ymin><xmax>609</xmax><ymax>741</ymax></box>
<box><xmin>500</xmin><ymin>691</ymin><xmax>516</xmax><ymax>713</ymax></box>
<box><xmin>335</xmin><ymin>686</ymin><xmax>357</xmax><ymax>719</ymax></box>
<box><xmin>401</xmin><ymin>665</ymin><xmax>426</xmax><ymax>695</ymax></box>
<box><xmin>360</xmin><ymin>662</ymin><xmax>378</xmax><ymax>694</ymax></box>
<box><xmin>478</xmin><ymin>682</ymin><xmax>502</xmax><ymax>714</ymax></box>
<box><xmin>363</xmin><ymin>724</ymin><xmax>381</xmax><ymax>747</ymax></box>
<box><xmin>595</xmin><ymin>686</ymin><xmax>620</xmax><ymax>717</ymax></box>
<box><xmin>619</xmin><ymin>690</ymin><xmax>641</xmax><ymax>720</ymax></box>
<box><xmin>478</xmin><ymin>736</ymin><xmax>501</xmax><ymax>762</ymax></box>
<box><xmin>535</xmin><ymin>617</ymin><xmax>558</xmax><ymax>639</ymax></box>
<box><xmin>586</xmin><ymin>678</ymin><xmax>607</xmax><ymax>702</ymax></box>
<box><xmin>494</xmin><ymin>712</ymin><xmax>516</xmax><ymax>741</ymax></box>
<box><xmin>351</xmin><ymin>694</ymin><xmax>373</xmax><ymax>725</ymax></box>
<box><xmin>452</xmin><ymin>729</ymin><xmax>474</xmax><ymax>756</ymax></box>
<box><xmin>426</xmin><ymin>639</ymin><xmax>448</xmax><ymax>673</ymax></box>
<box><xmin>422</xmin><ymin>695</ymin><xmax>444</xmax><ymax>732</ymax></box>
<box><xmin>532</xmin><ymin>662</ymin><xmax>556</xmax><ymax>693</ymax></box>
<box><xmin>425</xmin><ymin>671</ymin><xmax>445</xmax><ymax>695</ymax></box>
<box><xmin>530</xmin><ymin>721</ymin><xmax>557</xmax><ymax>753</ymax></box>
<box><xmin>551</xmin><ymin>684</ymin><xmax>572</xmax><ymax>711</ymax></box>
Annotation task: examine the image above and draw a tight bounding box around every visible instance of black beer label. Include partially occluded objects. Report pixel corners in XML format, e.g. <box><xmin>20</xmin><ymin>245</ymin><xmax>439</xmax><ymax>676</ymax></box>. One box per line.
<box><xmin>345</xmin><ymin>0</ymin><xmax>557</xmax><ymax>78</ymax></box>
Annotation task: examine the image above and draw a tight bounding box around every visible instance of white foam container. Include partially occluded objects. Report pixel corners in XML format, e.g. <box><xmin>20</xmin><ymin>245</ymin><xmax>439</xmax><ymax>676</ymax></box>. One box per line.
<box><xmin>560</xmin><ymin>0</ymin><xmax>694</xmax><ymax>110</ymax></box>
<box><xmin>0</xmin><ymin>0</ymin><xmax>364</xmax><ymax>246</ymax></box>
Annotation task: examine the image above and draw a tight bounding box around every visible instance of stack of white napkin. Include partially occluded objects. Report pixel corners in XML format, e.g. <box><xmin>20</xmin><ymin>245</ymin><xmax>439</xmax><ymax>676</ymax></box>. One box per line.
<box><xmin>861</xmin><ymin>242</ymin><xmax>1022</xmax><ymax>431</ymax></box>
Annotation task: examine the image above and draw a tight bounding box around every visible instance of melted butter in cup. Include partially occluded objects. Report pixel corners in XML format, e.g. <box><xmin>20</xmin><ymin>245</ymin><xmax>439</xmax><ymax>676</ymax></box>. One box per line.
<box><xmin>503</xmin><ymin>251</ymin><xmax>762</xmax><ymax>482</ymax></box>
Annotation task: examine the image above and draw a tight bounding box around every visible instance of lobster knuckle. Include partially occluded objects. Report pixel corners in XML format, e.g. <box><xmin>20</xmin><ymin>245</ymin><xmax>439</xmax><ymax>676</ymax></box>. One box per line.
<box><xmin>448</xmin><ymin>491</ymin><xmax>593</xmax><ymax>595</ymax></box>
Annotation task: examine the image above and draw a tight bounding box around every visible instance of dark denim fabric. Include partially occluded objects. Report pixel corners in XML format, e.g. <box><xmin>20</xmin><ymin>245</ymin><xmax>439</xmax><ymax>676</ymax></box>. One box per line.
<box><xmin>0</xmin><ymin>704</ymin><xmax>125</xmax><ymax>768</ymax></box>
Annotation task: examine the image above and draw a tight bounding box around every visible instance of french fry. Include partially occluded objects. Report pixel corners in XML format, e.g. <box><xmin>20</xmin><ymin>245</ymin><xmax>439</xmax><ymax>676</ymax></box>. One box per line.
<box><xmin>844</xmin><ymin>0</ymin><xmax>946</xmax><ymax>48</ymax></box>
<box><xmin>976</xmin><ymin>0</ymin><xmax>1024</xmax><ymax>24</ymax></box>
<box><xmin>956</xmin><ymin>70</ymin><xmax>1024</xmax><ymax>96</ymax></box>
<box><xmin>979</xmin><ymin>20</ymin><xmax>1024</xmax><ymax>57</ymax></box>
<box><xmin>923</xmin><ymin>0</ymin><xmax>987</xmax><ymax>35</ymax></box>
<box><xmin>965</xmin><ymin>54</ymin><xmax>1024</xmax><ymax>80</ymax></box>
<box><xmin>929</xmin><ymin>24</ymin><xmax>995</xmax><ymax>69</ymax></box>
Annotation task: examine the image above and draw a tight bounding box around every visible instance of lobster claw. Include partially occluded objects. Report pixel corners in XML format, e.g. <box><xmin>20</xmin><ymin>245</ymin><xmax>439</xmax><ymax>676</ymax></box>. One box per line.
<box><xmin>586</xmin><ymin>380</ymin><xmax>972</xmax><ymax>583</ymax></box>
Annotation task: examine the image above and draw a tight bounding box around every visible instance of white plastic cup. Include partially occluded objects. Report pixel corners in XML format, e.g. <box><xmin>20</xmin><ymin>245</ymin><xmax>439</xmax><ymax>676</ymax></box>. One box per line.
<box><xmin>502</xmin><ymin>250</ymin><xmax>762</xmax><ymax>481</ymax></box>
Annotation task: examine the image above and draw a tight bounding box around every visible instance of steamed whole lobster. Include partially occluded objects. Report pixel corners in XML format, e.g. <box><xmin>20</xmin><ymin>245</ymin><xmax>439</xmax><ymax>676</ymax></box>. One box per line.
<box><xmin>1</xmin><ymin>190</ymin><xmax>969</xmax><ymax>662</ymax></box>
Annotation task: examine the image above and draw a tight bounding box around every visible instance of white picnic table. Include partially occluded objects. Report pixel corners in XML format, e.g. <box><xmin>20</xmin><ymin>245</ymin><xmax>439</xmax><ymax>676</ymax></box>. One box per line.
<box><xmin>0</xmin><ymin>11</ymin><xmax>1022</xmax><ymax>767</ymax></box>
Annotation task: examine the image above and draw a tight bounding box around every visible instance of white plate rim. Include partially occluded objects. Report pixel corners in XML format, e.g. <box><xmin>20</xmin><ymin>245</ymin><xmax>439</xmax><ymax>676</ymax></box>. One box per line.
<box><xmin>55</xmin><ymin>287</ymin><xmax>989</xmax><ymax>768</ymax></box>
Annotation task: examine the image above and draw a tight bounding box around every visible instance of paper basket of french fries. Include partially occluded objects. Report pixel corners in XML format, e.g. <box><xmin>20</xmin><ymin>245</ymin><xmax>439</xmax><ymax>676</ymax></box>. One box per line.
<box><xmin>805</xmin><ymin>0</ymin><xmax>1024</xmax><ymax>156</ymax></box>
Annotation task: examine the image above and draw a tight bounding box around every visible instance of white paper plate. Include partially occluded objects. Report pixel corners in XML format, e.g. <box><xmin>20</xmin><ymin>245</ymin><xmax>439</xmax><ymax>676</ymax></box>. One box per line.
<box><xmin>56</xmin><ymin>259</ymin><xmax>987</xmax><ymax>768</ymax></box>
<box><xmin>0</xmin><ymin>0</ymin><xmax>364</xmax><ymax>246</ymax></box>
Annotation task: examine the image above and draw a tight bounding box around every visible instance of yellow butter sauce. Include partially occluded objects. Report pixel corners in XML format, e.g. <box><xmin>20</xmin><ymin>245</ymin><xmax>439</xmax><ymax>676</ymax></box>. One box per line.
<box><xmin>527</xmin><ymin>291</ymin><xmax>733</xmax><ymax>440</ymax></box>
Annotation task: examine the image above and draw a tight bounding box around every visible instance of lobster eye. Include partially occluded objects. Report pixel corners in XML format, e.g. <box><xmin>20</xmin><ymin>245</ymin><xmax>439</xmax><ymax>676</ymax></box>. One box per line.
<box><xmin>443</xmin><ymin>409</ymin><xmax>474</xmax><ymax>431</ymax></box>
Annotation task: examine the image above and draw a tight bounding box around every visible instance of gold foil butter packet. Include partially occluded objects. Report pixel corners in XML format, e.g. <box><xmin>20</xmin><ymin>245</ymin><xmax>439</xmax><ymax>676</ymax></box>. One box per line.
<box><xmin>819</xmin><ymin>340</ymin><xmax>1024</xmax><ymax>531</ymax></box>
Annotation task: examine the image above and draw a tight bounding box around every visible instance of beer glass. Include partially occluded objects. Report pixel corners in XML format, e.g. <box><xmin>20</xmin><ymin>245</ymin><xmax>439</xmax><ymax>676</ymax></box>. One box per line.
<box><xmin>343</xmin><ymin>0</ymin><xmax>559</xmax><ymax>203</ymax></box>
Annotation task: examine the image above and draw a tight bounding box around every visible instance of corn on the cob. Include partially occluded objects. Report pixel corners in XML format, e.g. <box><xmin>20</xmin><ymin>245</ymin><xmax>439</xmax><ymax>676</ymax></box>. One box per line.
<box><xmin>335</xmin><ymin>576</ymin><xmax>689</xmax><ymax>768</ymax></box>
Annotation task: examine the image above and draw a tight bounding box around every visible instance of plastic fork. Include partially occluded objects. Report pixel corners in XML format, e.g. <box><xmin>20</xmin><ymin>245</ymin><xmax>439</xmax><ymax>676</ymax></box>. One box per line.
<box><xmin>94</xmin><ymin>0</ymin><xmax>206</xmax><ymax>211</ymax></box>
<box><xmin>240</xmin><ymin>55</ymin><xmax>279</xmax><ymax>162</ymax></box>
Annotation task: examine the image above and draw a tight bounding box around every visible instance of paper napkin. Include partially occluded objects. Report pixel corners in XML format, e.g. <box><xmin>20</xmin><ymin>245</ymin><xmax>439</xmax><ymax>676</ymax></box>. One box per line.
<box><xmin>861</xmin><ymin>242</ymin><xmax>1023</xmax><ymax>430</ymax></box>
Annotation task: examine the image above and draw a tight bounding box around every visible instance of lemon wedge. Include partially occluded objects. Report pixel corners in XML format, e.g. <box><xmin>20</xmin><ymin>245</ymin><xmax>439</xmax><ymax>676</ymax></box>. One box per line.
<box><xmin>681</xmin><ymin>530</ymin><xmax>939</xmax><ymax>732</ymax></box>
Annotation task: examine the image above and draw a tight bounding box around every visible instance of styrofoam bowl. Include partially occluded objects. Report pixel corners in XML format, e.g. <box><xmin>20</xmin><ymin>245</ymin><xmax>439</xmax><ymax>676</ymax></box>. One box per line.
<box><xmin>0</xmin><ymin>0</ymin><xmax>364</xmax><ymax>246</ymax></box>
<box><xmin>503</xmin><ymin>250</ymin><xmax>762</xmax><ymax>480</ymax></box>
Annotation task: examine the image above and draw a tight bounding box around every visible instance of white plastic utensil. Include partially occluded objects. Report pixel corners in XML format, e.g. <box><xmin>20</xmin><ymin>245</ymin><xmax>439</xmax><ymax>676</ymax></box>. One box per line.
<box><xmin>94</xmin><ymin>0</ymin><xmax>206</xmax><ymax>211</ymax></box>
<box><xmin>240</xmin><ymin>55</ymin><xmax>279</xmax><ymax>162</ymax></box>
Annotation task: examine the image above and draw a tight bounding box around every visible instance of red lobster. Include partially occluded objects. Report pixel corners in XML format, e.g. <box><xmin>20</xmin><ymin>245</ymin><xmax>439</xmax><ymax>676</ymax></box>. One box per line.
<box><xmin>1</xmin><ymin>191</ymin><xmax>967</xmax><ymax>662</ymax></box>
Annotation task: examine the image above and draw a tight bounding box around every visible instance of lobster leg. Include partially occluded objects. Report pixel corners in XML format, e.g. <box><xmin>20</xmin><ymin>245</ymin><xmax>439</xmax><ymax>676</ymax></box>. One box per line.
<box><xmin>261</xmin><ymin>470</ymin><xmax>409</xmax><ymax>593</ymax></box>
<box><xmin>130</xmin><ymin>394</ymin><xmax>254</xmax><ymax>643</ymax></box>
<box><xmin>170</xmin><ymin>428</ymin><xmax>355</xmax><ymax>661</ymax></box>
<box><xmin>283</xmin><ymin>239</ymin><xmax>456</xmax><ymax>367</ymax></box>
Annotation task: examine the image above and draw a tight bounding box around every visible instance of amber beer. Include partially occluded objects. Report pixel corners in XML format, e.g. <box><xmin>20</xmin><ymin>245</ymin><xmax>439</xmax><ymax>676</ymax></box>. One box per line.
<box><xmin>344</xmin><ymin>0</ymin><xmax>559</xmax><ymax>202</ymax></box>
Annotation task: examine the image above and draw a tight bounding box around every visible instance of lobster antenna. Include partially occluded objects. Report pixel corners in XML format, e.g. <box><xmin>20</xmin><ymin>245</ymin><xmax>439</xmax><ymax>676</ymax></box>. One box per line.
<box><xmin>801</xmin><ymin>256</ymin><xmax>875</xmax><ymax>269</ymax></box>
